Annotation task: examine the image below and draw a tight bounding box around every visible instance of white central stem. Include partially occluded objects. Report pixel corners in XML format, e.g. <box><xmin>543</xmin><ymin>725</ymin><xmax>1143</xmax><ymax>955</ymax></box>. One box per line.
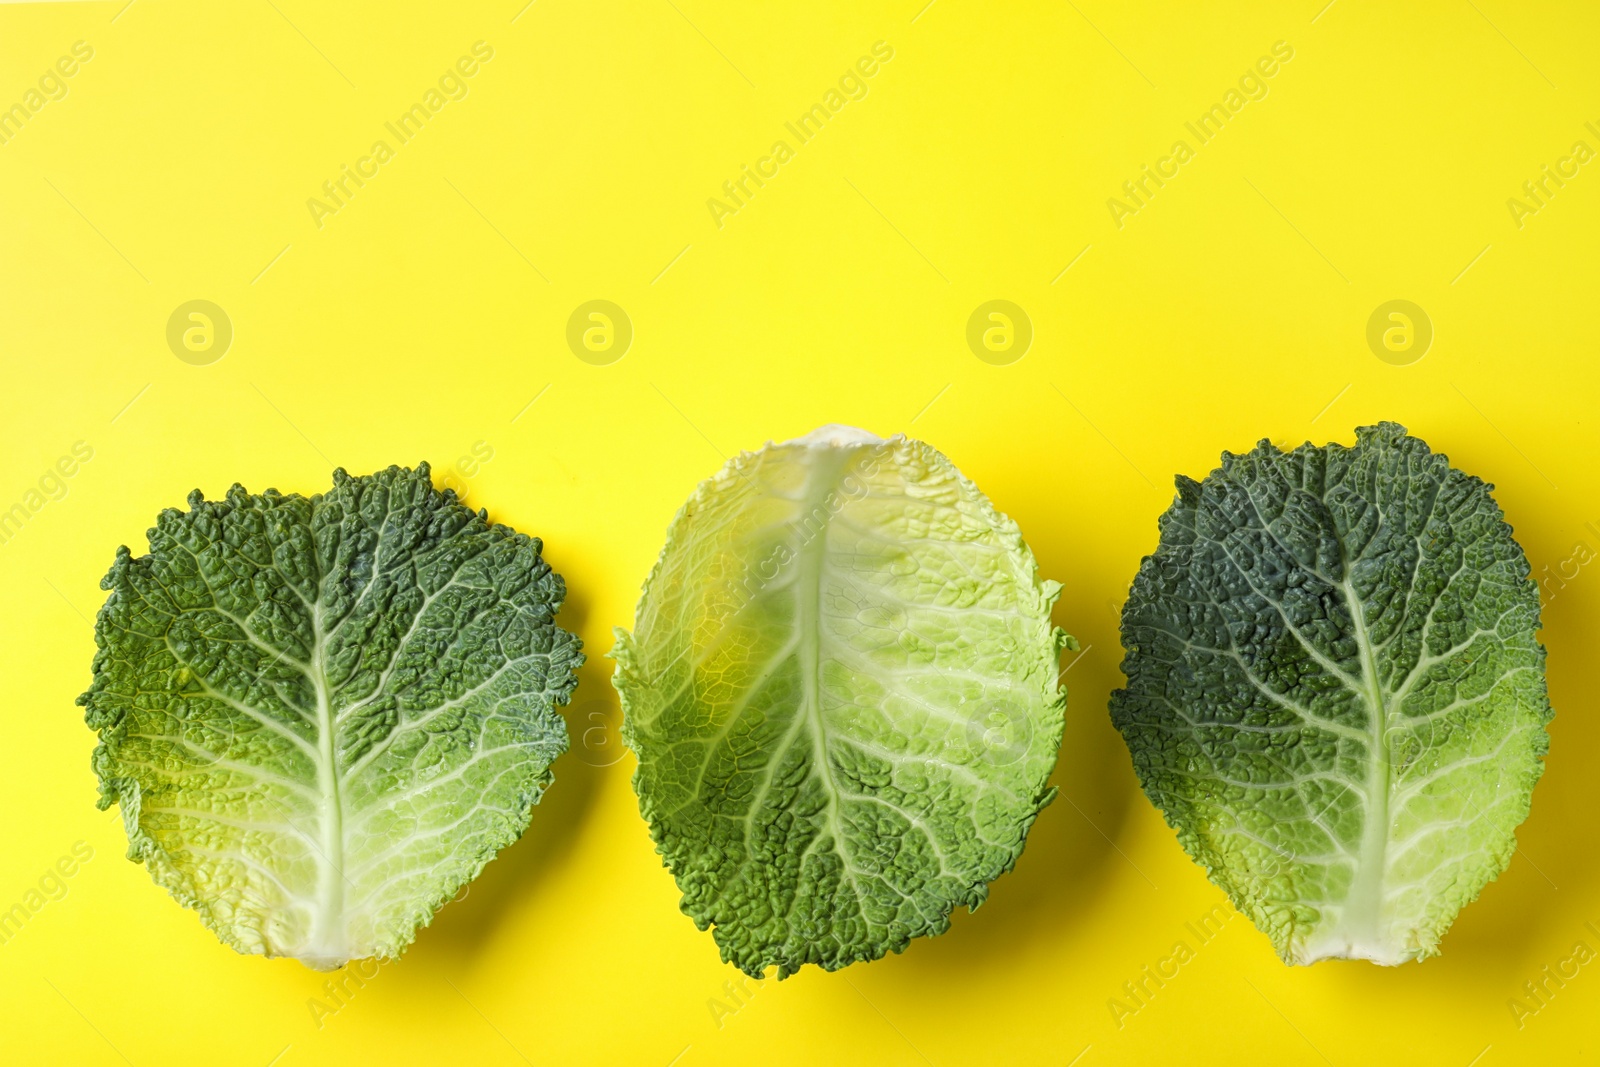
<box><xmin>309</xmin><ymin>604</ymin><xmax>345</xmax><ymax>964</ymax></box>
<box><xmin>1334</xmin><ymin>576</ymin><xmax>1392</xmax><ymax>957</ymax></box>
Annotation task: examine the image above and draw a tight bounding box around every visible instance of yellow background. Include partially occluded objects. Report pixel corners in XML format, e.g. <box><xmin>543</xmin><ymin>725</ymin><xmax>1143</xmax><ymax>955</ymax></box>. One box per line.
<box><xmin>2</xmin><ymin>1</ymin><xmax>1596</xmax><ymax>1063</ymax></box>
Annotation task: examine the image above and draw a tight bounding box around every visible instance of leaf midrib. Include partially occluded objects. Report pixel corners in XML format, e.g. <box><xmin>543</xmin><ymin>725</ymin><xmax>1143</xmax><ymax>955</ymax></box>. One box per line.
<box><xmin>1338</xmin><ymin>573</ymin><xmax>1392</xmax><ymax>949</ymax></box>
<box><xmin>308</xmin><ymin>601</ymin><xmax>347</xmax><ymax>959</ymax></box>
<box><xmin>793</xmin><ymin>446</ymin><xmax>860</xmax><ymax>909</ymax></box>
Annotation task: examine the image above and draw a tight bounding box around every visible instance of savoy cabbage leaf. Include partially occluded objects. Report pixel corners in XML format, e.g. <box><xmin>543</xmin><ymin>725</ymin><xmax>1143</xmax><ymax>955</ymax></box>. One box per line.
<box><xmin>1111</xmin><ymin>423</ymin><xmax>1551</xmax><ymax>965</ymax></box>
<box><xmin>614</xmin><ymin>426</ymin><xmax>1073</xmax><ymax>978</ymax></box>
<box><xmin>77</xmin><ymin>464</ymin><xmax>582</xmax><ymax>968</ymax></box>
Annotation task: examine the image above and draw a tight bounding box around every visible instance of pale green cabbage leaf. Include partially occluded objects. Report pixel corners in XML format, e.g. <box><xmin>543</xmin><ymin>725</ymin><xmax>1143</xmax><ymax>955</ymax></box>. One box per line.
<box><xmin>1112</xmin><ymin>423</ymin><xmax>1551</xmax><ymax>964</ymax></box>
<box><xmin>614</xmin><ymin>426</ymin><xmax>1073</xmax><ymax>977</ymax></box>
<box><xmin>77</xmin><ymin>464</ymin><xmax>582</xmax><ymax>968</ymax></box>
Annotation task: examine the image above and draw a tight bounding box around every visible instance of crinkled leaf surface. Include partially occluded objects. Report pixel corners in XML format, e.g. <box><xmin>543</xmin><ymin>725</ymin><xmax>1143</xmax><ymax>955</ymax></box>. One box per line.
<box><xmin>1111</xmin><ymin>423</ymin><xmax>1551</xmax><ymax>965</ymax></box>
<box><xmin>77</xmin><ymin>464</ymin><xmax>582</xmax><ymax>968</ymax></box>
<box><xmin>614</xmin><ymin>426</ymin><xmax>1071</xmax><ymax>977</ymax></box>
